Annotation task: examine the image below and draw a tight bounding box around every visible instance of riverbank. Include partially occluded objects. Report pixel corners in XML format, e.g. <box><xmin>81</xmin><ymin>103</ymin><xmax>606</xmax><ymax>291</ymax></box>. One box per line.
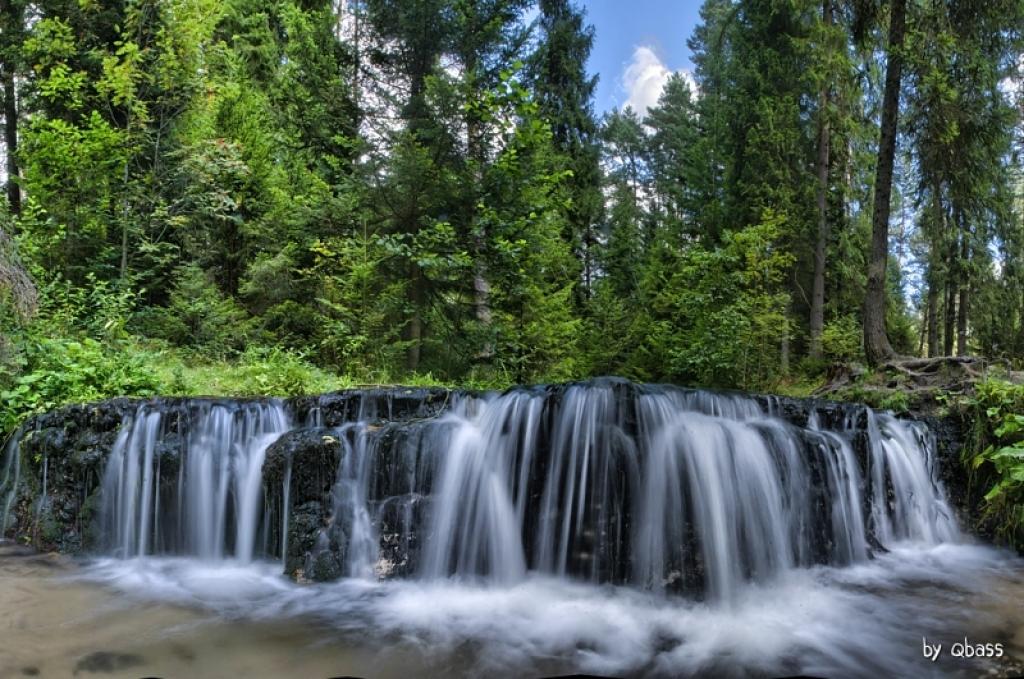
<box><xmin>0</xmin><ymin>543</ymin><xmax>422</xmax><ymax>679</ymax></box>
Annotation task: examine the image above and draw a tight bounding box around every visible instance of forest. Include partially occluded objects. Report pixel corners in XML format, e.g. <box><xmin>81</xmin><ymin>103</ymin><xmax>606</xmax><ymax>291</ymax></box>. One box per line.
<box><xmin>3</xmin><ymin>3</ymin><xmax>1024</xmax><ymax>676</ymax></box>
<box><xmin>0</xmin><ymin>0</ymin><xmax>1022</xmax><ymax>415</ymax></box>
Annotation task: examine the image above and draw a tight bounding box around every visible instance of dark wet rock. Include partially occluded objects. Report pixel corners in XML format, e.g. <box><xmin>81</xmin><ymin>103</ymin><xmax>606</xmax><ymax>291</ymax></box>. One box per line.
<box><xmin>263</xmin><ymin>428</ymin><xmax>347</xmax><ymax>581</ymax></box>
<box><xmin>376</xmin><ymin>493</ymin><xmax>431</xmax><ymax>579</ymax></box>
<box><xmin>307</xmin><ymin>548</ymin><xmax>344</xmax><ymax>582</ymax></box>
<box><xmin>73</xmin><ymin>651</ymin><xmax>144</xmax><ymax>674</ymax></box>
<box><xmin>263</xmin><ymin>428</ymin><xmax>343</xmax><ymax>505</ymax></box>
<box><xmin>4</xmin><ymin>399</ymin><xmax>146</xmax><ymax>551</ymax></box>
<box><xmin>265</xmin><ymin>419</ymin><xmax>454</xmax><ymax>583</ymax></box>
<box><xmin>1</xmin><ymin>389</ymin><xmax>464</xmax><ymax>569</ymax></box>
<box><xmin>0</xmin><ymin>381</ymin><xmax>993</xmax><ymax>587</ymax></box>
<box><xmin>923</xmin><ymin>410</ymin><xmax>997</xmax><ymax>540</ymax></box>
<box><xmin>757</xmin><ymin>394</ymin><xmax>869</xmax><ymax>431</ymax></box>
<box><xmin>20</xmin><ymin>667</ymin><xmax>39</xmax><ymax>676</ymax></box>
<box><xmin>291</xmin><ymin>387</ymin><xmax>457</xmax><ymax>427</ymax></box>
<box><xmin>286</xmin><ymin>501</ymin><xmax>327</xmax><ymax>580</ymax></box>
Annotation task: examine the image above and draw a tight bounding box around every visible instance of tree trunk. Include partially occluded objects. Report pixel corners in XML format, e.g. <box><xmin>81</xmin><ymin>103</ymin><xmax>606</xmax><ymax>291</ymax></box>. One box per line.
<box><xmin>469</xmin><ymin>124</ymin><xmax>493</xmax><ymax>362</ymax></box>
<box><xmin>926</xmin><ymin>183</ymin><xmax>943</xmax><ymax>357</ymax></box>
<box><xmin>1</xmin><ymin>0</ymin><xmax>19</xmax><ymax>216</ymax></box>
<box><xmin>863</xmin><ymin>0</ymin><xmax>905</xmax><ymax>365</ymax></box>
<box><xmin>943</xmin><ymin>244</ymin><xmax>956</xmax><ymax>356</ymax></box>
<box><xmin>781</xmin><ymin>298</ymin><xmax>791</xmax><ymax>374</ymax></box>
<box><xmin>463</xmin><ymin>48</ymin><xmax>493</xmax><ymax>362</ymax></box>
<box><xmin>473</xmin><ymin>266</ymin><xmax>492</xmax><ymax>352</ymax></box>
<box><xmin>943</xmin><ymin>287</ymin><xmax>955</xmax><ymax>356</ymax></box>
<box><xmin>956</xmin><ymin>219</ymin><xmax>969</xmax><ymax>356</ymax></box>
<box><xmin>120</xmin><ymin>131</ymin><xmax>130</xmax><ymax>280</ymax></box>
<box><xmin>402</xmin><ymin>56</ymin><xmax>432</xmax><ymax>372</ymax></box>
<box><xmin>956</xmin><ymin>283</ymin><xmax>968</xmax><ymax>356</ymax></box>
<box><xmin>349</xmin><ymin>0</ymin><xmax>361</xmax><ymax>130</ymax></box>
<box><xmin>406</xmin><ymin>262</ymin><xmax>422</xmax><ymax>371</ymax></box>
<box><xmin>808</xmin><ymin>0</ymin><xmax>832</xmax><ymax>361</ymax></box>
<box><xmin>919</xmin><ymin>295</ymin><xmax>929</xmax><ymax>356</ymax></box>
<box><xmin>926</xmin><ymin>281</ymin><xmax>939</xmax><ymax>357</ymax></box>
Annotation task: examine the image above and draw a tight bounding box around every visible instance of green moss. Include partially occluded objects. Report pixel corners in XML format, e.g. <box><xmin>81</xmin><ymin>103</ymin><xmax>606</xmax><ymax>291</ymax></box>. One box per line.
<box><xmin>772</xmin><ymin>374</ymin><xmax>826</xmax><ymax>399</ymax></box>
<box><xmin>78</xmin><ymin>489</ymin><xmax>103</xmax><ymax>550</ymax></box>
<box><xmin>877</xmin><ymin>391</ymin><xmax>910</xmax><ymax>414</ymax></box>
<box><xmin>36</xmin><ymin>503</ymin><xmax>63</xmax><ymax>547</ymax></box>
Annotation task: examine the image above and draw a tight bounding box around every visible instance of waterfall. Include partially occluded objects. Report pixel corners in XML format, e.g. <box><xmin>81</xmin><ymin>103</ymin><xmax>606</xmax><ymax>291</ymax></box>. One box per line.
<box><xmin>99</xmin><ymin>400</ymin><xmax>290</xmax><ymax>560</ymax></box>
<box><xmin>411</xmin><ymin>383</ymin><xmax>957</xmax><ymax>598</ymax></box>
<box><xmin>421</xmin><ymin>393</ymin><xmax>534</xmax><ymax>582</ymax></box>
<box><xmin>278</xmin><ymin>382</ymin><xmax>956</xmax><ymax>599</ymax></box>
<box><xmin>4</xmin><ymin>381</ymin><xmax>959</xmax><ymax>601</ymax></box>
<box><xmin>280</xmin><ymin>460</ymin><xmax>292</xmax><ymax>564</ymax></box>
<box><xmin>0</xmin><ymin>426</ymin><xmax>24</xmax><ymax>536</ymax></box>
<box><xmin>325</xmin><ymin>423</ymin><xmax>381</xmax><ymax>579</ymax></box>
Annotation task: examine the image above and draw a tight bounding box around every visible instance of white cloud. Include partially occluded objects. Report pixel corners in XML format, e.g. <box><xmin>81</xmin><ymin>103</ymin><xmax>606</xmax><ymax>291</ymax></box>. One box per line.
<box><xmin>621</xmin><ymin>46</ymin><xmax>695</xmax><ymax>116</ymax></box>
<box><xmin>998</xmin><ymin>54</ymin><xmax>1023</xmax><ymax>98</ymax></box>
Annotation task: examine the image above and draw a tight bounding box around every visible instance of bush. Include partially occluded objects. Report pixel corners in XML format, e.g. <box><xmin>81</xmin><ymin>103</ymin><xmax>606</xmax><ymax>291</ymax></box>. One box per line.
<box><xmin>260</xmin><ymin>300</ymin><xmax>321</xmax><ymax>350</ymax></box>
<box><xmin>1</xmin><ymin>336</ymin><xmax>160</xmax><ymax>433</ymax></box>
<box><xmin>37</xmin><ymin>274</ymin><xmax>138</xmax><ymax>341</ymax></box>
<box><xmin>877</xmin><ymin>391</ymin><xmax>910</xmax><ymax>414</ymax></box>
<box><xmin>822</xmin><ymin>315</ymin><xmax>863</xmax><ymax>362</ymax></box>
<box><xmin>964</xmin><ymin>379</ymin><xmax>1024</xmax><ymax>549</ymax></box>
<box><xmin>144</xmin><ymin>345</ymin><xmax>353</xmax><ymax>398</ymax></box>
<box><xmin>133</xmin><ymin>264</ymin><xmax>252</xmax><ymax>357</ymax></box>
<box><xmin>232</xmin><ymin>347</ymin><xmax>340</xmax><ymax>396</ymax></box>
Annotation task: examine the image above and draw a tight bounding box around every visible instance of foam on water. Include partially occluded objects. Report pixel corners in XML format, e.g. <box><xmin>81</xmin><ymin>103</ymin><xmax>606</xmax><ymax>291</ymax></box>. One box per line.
<box><xmin>7</xmin><ymin>381</ymin><xmax>1021</xmax><ymax>676</ymax></box>
<box><xmin>72</xmin><ymin>382</ymin><xmax>962</xmax><ymax>598</ymax></box>
<box><xmin>77</xmin><ymin>542</ymin><xmax>1023</xmax><ymax>678</ymax></box>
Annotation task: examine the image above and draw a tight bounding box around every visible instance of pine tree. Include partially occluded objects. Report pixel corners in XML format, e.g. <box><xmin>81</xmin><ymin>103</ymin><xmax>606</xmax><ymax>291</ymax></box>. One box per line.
<box><xmin>863</xmin><ymin>0</ymin><xmax>905</xmax><ymax>365</ymax></box>
<box><xmin>646</xmin><ymin>74</ymin><xmax>701</xmax><ymax>241</ymax></box>
<box><xmin>529</xmin><ymin>0</ymin><xmax>602</xmax><ymax>299</ymax></box>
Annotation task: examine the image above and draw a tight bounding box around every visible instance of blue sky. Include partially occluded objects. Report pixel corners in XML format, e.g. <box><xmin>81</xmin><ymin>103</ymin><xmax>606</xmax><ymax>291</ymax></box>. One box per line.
<box><xmin>582</xmin><ymin>1</ymin><xmax>702</xmax><ymax>115</ymax></box>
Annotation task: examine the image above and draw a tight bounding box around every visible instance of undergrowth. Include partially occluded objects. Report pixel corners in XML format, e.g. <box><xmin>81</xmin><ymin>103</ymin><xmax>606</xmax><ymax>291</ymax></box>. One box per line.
<box><xmin>960</xmin><ymin>378</ymin><xmax>1024</xmax><ymax>549</ymax></box>
<box><xmin>0</xmin><ymin>334</ymin><xmax>506</xmax><ymax>437</ymax></box>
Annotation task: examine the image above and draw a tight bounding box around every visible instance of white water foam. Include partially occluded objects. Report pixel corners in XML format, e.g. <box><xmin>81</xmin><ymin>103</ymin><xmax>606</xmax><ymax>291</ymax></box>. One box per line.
<box><xmin>77</xmin><ymin>541</ymin><xmax>1023</xmax><ymax>678</ymax></box>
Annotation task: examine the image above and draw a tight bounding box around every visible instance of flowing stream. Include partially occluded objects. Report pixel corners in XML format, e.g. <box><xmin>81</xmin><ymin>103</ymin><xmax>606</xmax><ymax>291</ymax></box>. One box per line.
<box><xmin>1</xmin><ymin>381</ymin><xmax>1023</xmax><ymax>677</ymax></box>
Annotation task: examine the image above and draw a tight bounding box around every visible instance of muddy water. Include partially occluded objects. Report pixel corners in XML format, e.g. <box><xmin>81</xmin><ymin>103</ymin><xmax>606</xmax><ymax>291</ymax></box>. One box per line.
<box><xmin>0</xmin><ymin>545</ymin><xmax>436</xmax><ymax>679</ymax></box>
<box><xmin>2</xmin><ymin>542</ymin><xmax>1024</xmax><ymax>678</ymax></box>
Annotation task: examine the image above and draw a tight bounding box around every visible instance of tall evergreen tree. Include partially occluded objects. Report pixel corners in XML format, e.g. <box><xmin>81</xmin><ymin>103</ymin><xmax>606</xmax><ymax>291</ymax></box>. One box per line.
<box><xmin>529</xmin><ymin>0</ymin><xmax>602</xmax><ymax>299</ymax></box>
<box><xmin>808</xmin><ymin>0</ymin><xmax>834</xmax><ymax>361</ymax></box>
<box><xmin>646</xmin><ymin>74</ymin><xmax>701</xmax><ymax>241</ymax></box>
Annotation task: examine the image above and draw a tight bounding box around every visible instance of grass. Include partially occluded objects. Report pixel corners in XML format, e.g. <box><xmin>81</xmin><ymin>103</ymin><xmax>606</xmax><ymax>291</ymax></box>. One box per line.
<box><xmin>0</xmin><ymin>335</ymin><xmax>485</xmax><ymax>434</ymax></box>
<box><xmin>770</xmin><ymin>374</ymin><xmax>826</xmax><ymax>399</ymax></box>
<box><xmin>136</xmin><ymin>341</ymin><xmax>519</xmax><ymax>399</ymax></box>
<box><xmin>147</xmin><ymin>346</ymin><xmax>357</xmax><ymax>397</ymax></box>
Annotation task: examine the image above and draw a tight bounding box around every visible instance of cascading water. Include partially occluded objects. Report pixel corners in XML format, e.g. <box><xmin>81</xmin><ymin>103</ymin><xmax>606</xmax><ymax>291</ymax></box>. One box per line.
<box><xmin>4</xmin><ymin>381</ymin><xmax>1017</xmax><ymax>678</ymax></box>
<box><xmin>100</xmin><ymin>400</ymin><xmax>290</xmax><ymax>561</ymax></box>
<box><xmin>0</xmin><ymin>426</ymin><xmax>23</xmax><ymax>536</ymax></box>
<box><xmin>3</xmin><ymin>382</ymin><xmax>959</xmax><ymax>596</ymax></box>
<box><xmin>408</xmin><ymin>383</ymin><xmax>958</xmax><ymax>598</ymax></box>
<box><xmin>151</xmin><ymin>380</ymin><xmax>950</xmax><ymax>601</ymax></box>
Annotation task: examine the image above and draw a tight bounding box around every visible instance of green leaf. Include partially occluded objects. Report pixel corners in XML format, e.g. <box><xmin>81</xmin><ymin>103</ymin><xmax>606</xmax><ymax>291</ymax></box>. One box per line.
<box><xmin>985</xmin><ymin>480</ymin><xmax>1008</xmax><ymax>502</ymax></box>
<box><xmin>991</xmin><ymin>446</ymin><xmax>1024</xmax><ymax>461</ymax></box>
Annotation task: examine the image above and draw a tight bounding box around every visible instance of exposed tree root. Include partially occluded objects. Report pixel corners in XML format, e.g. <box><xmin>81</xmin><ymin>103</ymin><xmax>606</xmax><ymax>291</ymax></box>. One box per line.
<box><xmin>814</xmin><ymin>355</ymin><xmax>1024</xmax><ymax>408</ymax></box>
<box><xmin>880</xmin><ymin>356</ymin><xmax>992</xmax><ymax>384</ymax></box>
